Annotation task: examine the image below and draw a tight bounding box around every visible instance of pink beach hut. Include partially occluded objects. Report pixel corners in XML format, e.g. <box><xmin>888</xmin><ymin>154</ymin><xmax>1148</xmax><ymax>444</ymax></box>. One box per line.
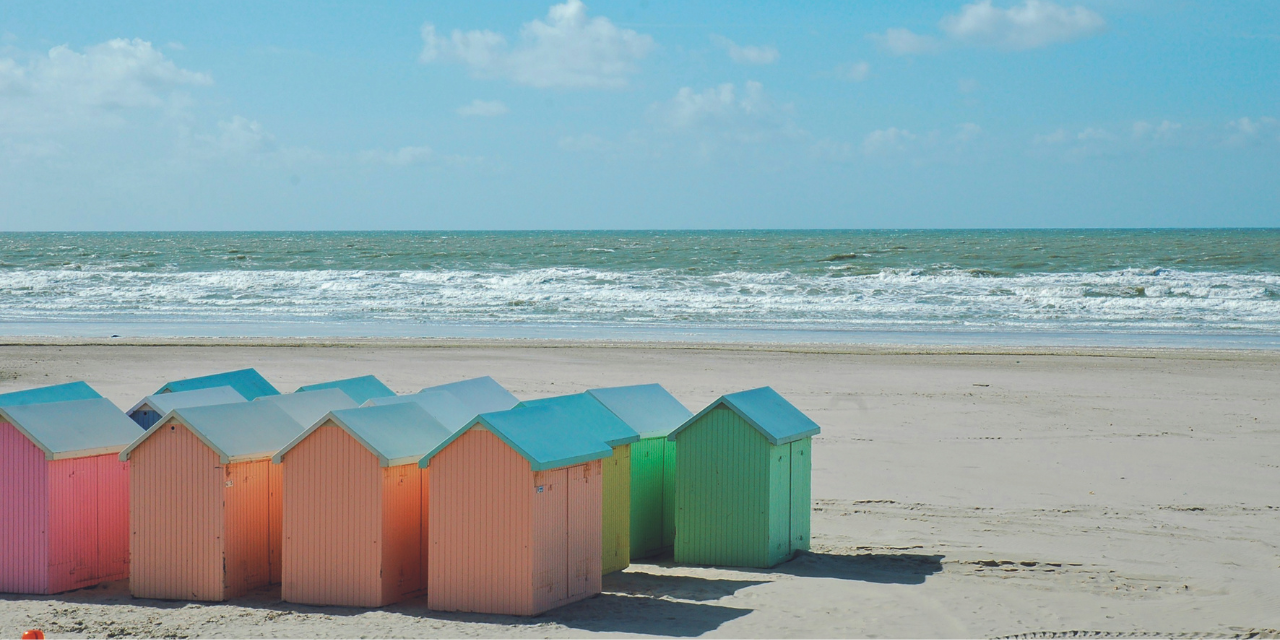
<box><xmin>0</xmin><ymin>396</ymin><xmax>140</xmax><ymax>594</ymax></box>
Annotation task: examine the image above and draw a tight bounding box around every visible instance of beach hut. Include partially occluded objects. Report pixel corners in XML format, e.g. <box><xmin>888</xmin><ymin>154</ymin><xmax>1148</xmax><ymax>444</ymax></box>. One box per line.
<box><xmin>0</xmin><ymin>381</ymin><xmax>103</xmax><ymax>406</ymax></box>
<box><xmin>366</xmin><ymin>376</ymin><xmax>520</xmax><ymax>430</ymax></box>
<box><xmin>667</xmin><ymin>387</ymin><xmax>820</xmax><ymax>569</ymax></box>
<box><xmin>127</xmin><ymin>386</ymin><xmax>246</xmax><ymax>429</ymax></box>
<box><xmin>0</xmin><ymin>397</ymin><xmax>139</xmax><ymax>594</ymax></box>
<box><xmin>119</xmin><ymin>389</ymin><xmax>355</xmax><ymax>601</ymax></box>
<box><xmin>587</xmin><ymin>384</ymin><xmax>692</xmax><ymax>559</ymax></box>
<box><xmin>272</xmin><ymin>403</ymin><xmax>452</xmax><ymax>607</ymax></box>
<box><xmin>155</xmin><ymin>368</ymin><xmax>279</xmax><ymax>401</ymax></box>
<box><xmin>520</xmin><ymin>393</ymin><xmax>639</xmax><ymax>575</ymax></box>
<box><xmin>420</xmin><ymin>402</ymin><xmax>612</xmax><ymax>616</ymax></box>
<box><xmin>296</xmin><ymin>375</ymin><xmax>395</xmax><ymax>406</ymax></box>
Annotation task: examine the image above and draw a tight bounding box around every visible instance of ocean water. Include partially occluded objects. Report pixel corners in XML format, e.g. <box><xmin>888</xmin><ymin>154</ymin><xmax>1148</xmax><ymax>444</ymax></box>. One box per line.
<box><xmin>1</xmin><ymin>230</ymin><xmax>1278</xmax><ymax>347</ymax></box>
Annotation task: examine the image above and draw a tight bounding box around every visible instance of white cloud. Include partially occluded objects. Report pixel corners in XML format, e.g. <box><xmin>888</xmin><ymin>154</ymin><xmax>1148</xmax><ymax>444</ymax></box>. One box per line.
<box><xmin>710</xmin><ymin>35</ymin><xmax>779</xmax><ymax>65</ymax></box>
<box><xmin>1225</xmin><ymin>116</ymin><xmax>1279</xmax><ymax>145</ymax></box>
<box><xmin>863</xmin><ymin>127</ymin><xmax>919</xmax><ymax>154</ymax></box>
<box><xmin>420</xmin><ymin>0</ymin><xmax>654</xmax><ymax>89</ymax></box>
<box><xmin>657</xmin><ymin>81</ymin><xmax>774</xmax><ymax>130</ymax></box>
<box><xmin>199</xmin><ymin>116</ymin><xmax>276</xmax><ymax>155</ymax></box>
<box><xmin>874</xmin><ymin>0</ymin><xmax>1105</xmax><ymax>55</ymax></box>
<box><xmin>1076</xmin><ymin>127</ymin><xmax>1113</xmax><ymax>141</ymax></box>
<box><xmin>1132</xmin><ymin>120</ymin><xmax>1180</xmax><ymax>139</ymax></box>
<box><xmin>359</xmin><ymin>145</ymin><xmax>434</xmax><ymax>166</ymax></box>
<box><xmin>815</xmin><ymin>123</ymin><xmax>980</xmax><ymax>162</ymax></box>
<box><xmin>837</xmin><ymin>61</ymin><xmax>871</xmax><ymax>82</ymax></box>
<box><xmin>456</xmin><ymin>99</ymin><xmax>509</xmax><ymax>117</ymax></box>
<box><xmin>870</xmin><ymin>28</ymin><xmax>943</xmax><ymax>55</ymax></box>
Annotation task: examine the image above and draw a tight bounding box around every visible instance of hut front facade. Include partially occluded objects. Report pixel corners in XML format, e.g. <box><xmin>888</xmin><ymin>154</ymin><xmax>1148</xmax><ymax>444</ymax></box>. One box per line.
<box><xmin>520</xmin><ymin>393</ymin><xmax>639</xmax><ymax>575</ymax></box>
<box><xmin>273</xmin><ymin>403</ymin><xmax>451</xmax><ymax>607</ymax></box>
<box><xmin>296</xmin><ymin>375</ymin><xmax>395</xmax><ymax>406</ymax></box>
<box><xmin>128</xmin><ymin>386</ymin><xmax>246</xmax><ymax>429</ymax></box>
<box><xmin>0</xmin><ymin>396</ymin><xmax>140</xmax><ymax>594</ymax></box>
<box><xmin>421</xmin><ymin>401</ymin><xmax>612</xmax><ymax>616</ymax></box>
<box><xmin>668</xmin><ymin>387</ymin><xmax>820</xmax><ymax>569</ymax></box>
<box><xmin>587</xmin><ymin>384</ymin><xmax>692</xmax><ymax>559</ymax></box>
<box><xmin>120</xmin><ymin>390</ymin><xmax>353</xmax><ymax>601</ymax></box>
<box><xmin>156</xmin><ymin>368</ymin><xmax>279</xmax><ymax>400</ymax></box>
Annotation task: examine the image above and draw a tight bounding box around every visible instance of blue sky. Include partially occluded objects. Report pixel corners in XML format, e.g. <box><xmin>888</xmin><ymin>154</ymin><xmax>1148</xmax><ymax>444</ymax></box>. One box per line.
<box><xmin>0</xmin><ymin>0</ymin><xmax>1276</xmax><ymax>230</ymax></box>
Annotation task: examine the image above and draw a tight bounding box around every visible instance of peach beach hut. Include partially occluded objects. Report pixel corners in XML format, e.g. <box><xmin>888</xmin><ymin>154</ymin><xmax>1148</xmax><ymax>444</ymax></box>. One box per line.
<box><xmin>420</xmin><ymin>401</ymin><xmax>613</xmax><ymax>616</ymax></box>
<box><xmin>0</xmin><ymin>383</ymin><xmax>140</xmax><ymax>594</ymax></box>
<box><xmin>119</xmin><ymin>388</ymin><xmax>355</xmax><ymax>601</ymax></box>
<box><xmin>272</xmin><ymin>402</ymin><xmax>453</xmax><ymax>607</ymax></box>
<box><xmin>127</xmin><ymin>386</ymin><xmax>246</xmax><ymax>429</ymax></box>
<box><xmin>296</xmin><ymin>375</ymin><xmax>395</xmax><ymax>406</ymax></box>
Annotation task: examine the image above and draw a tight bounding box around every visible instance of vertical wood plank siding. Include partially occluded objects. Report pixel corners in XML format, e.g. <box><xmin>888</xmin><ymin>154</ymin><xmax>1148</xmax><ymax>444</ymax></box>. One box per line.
<box><xmin>788</xmin><ymin>438</ymin><xmax>812</xmax><ymax>554</ymax></box>
<box><xmin>380</xmin><ymin>462</ymin><xmax>423</xmax><ymax>605</ymax></box>
<box><xmin>629</xmin><ymin>437</ymin><xmax>671</xmax><ymax>559</ymax></box>
<box><xmin>531</xmin><ymin>468</ymin><xmax>567</xmax><ymax>612</ymax></box>
<box><xmin>661</xmin><ymin>439</ymin><xmax>677</xmax><ymax>550</ymax></box>
<box><xmin>129</xmin><ymin>421</ymin><xmax>225</xmax><ymax>601</ymax></box>
<box><xmin>95</xmin><ymin>455</ymin><xmax>132</xmax><ymax>585</ymax></box>
<box><xmin>428</xmin><ymin>428</ymin><xmax>534</xmax><ymax>615</ymax></box>
<box><xmin>46</xmin><ymin>454</ymin><xmax>130</xmax><ymax>593</ymax></box>
<box><xmin>222</xmin><ymin>459</ymin><xmax>274</xmax><ymax>598</ymax></box>
<box><xmin>766</xmin><ymin>442</ymin><xmax>793</xmax><ymax>567</ymax></box>
<box><xmin>565</xmin><ymin>459</ymin><xmax>602</xmax><ymax>604</ymax></box>
<box><xmin>0</xmin><ymin>422</ymin><xmax>50</xmax><ymax>594</ymax></box>
<box><xmin>281</xmin><ymin>425</ymin><xmax>383</xmax><ymax>607</ymax></box>
<box><xmin>268</xmin><ymin>461</ymin><xmax>283</xmax><ymax>584</ymax></box>
<box><xmin>600</xmin><ymin>444</ymin><xmax>630</xmax><ymax>574</ymax></box>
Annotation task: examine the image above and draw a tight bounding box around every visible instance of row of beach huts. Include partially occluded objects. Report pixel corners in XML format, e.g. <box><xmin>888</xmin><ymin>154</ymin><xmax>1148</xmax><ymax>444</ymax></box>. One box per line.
<box><xmin>0</xmin><ymin>369</ymin><xmax>819</xmax><ymax>616</ymax></box>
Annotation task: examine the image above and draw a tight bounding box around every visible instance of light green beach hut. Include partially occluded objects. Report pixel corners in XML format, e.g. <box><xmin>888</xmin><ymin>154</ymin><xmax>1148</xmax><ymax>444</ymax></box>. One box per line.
<box><xmin>587</xmin><ymin>384</ymin><xmax>691</xmax><ymax>559</ymax></box>
<box><xmin>668</xmin><ymin>387</ymin><xmax>820</xmax><ymax>569</ymax></box>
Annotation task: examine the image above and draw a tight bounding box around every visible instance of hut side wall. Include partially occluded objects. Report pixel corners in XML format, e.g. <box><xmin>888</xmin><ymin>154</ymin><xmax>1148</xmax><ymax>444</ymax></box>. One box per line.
<box><xmin>269</xmin><ymin>461</ymin><xmax>283</xmax><ymax>584</ymax></box>
<box><xmin>46</xmin><ymin>453</ymin><xmax>130</xmax><ymax>594</ymax></box>
<box><xmin>789</xmin><ymin>438</ymin><xmax>812</xmax><ymax>555</ymax></box>
<box><xmin>601</xmin><ymin>444</ymin><xmax>630</xmax><ymax>574</ymax></box>
<box><xmin>673</xmin><ymin>407</ymin><xmax>773</xmax><ymax>568</ymax></box>
<box><xmin>428</xmin><ymin>428</ymin><xmax>534</xmax><ymax>615</ymax></box>
<box><xmin>419</xmin><ymin>469</ymin><xmax>430</xmax><ymax>594</ymax></box>
<box><xmin>564</xmin><ymin>459</ymin><xmax>603</xmax><ymax>604</ymax></box>
<box><xmin>662</xmin><ymin>439</ymin><xmax>677</xmax><ymax>550</ymax></box>
<box><xmin>766</xmin><ymin>441</ymin><xmax>793</xmax><ymax>567</ymax></box>
<box><xmin>0</xmin><ymin>422</ymin><xmax>50</xmax><ymax>594</ymax></box>
<box><xmin>222</xmin><ymin>459</ymin><xmax>274</xmax><ymax>599</ymax></box>
<box><xmin>281</xmin><ymin>425</ymin><xmax>383</xmax><ymax>607</ymax></box>
<box><xmin>380</xmin><ymin>462</ymin><xmax>424</xmax><ymax>605</ymax></box>
<box><xmin>130</xmin><ymin>421</ymin><xmax>226</xmax><ymax>601</ymax></box>
<box><xmin>629</xmin><ymin>437</ymin><xmax>666</xmax><ymax>559</ymax></box>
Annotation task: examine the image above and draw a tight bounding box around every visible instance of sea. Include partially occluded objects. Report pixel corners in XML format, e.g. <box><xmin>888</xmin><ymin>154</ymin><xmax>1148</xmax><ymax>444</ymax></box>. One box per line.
<box><xmin>1</xmin><ymin>229</ymin><xmax>1278</xmax><ymax>348</ymax></box>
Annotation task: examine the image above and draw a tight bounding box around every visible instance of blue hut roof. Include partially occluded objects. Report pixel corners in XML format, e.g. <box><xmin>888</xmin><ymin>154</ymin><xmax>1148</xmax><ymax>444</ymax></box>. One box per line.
<box><xmin>365</xmin><ymin>388</ymin><xmax>480</xmax><ymax>432</ymax></box>
<box><xmin>296</xmin><ymin>375</ymin><xmax>395</xmax><ymax>405</ymax></box>
<box><xmin>519</xmin><ymin>393</ymin><xmax>639</xmax><ymax>448</ymax></box>
<box><xmin>254</xmin><ymin>389</ymin><xmax>357</xmax><ymax>428</ymax></box>
<box><xmin>420</xmin><ymin>376</ymin><xmax>519</xmax><ymax>415</ymax></box>
<box><xmin>419</xmin><ymin>402</ymin><xmax>612</xmax><ymax>472</ymax></box>
<box><xmin>129</xmin><ymin>386</ymin><xmax>246</xmax><ymax>417</ymax></box>
<box><xmin>668</xmin><ymin>387</ymin><xmax>820</xmax><ymax>446</ymax></box>
<box><xmin>0</xmin><ymin>381</ymin><xmax>102</xmax><ymax>407</ymax></box>
<box><xmin>121</xmin><ymin>400</ymin><xmax>308</xmax><ymax>463</ymax></box>
<box><xmin>275</xmin><ymin>403</ymin><xmax>452</xmax><ymax>467</ymax></box>
<box><xmin>587</xmin><ymin>384</ymin><xmax>693</xmax><ymax>440</ymax></box>
<box><xmin>0</xmin><ymin>398</ymin><xmax>141</xmax><ymax>460</ymax></box>
<box><xmin>156</xmin><ymin>368</ymin><xmax>279</xmax><ymax>400</ymax></box>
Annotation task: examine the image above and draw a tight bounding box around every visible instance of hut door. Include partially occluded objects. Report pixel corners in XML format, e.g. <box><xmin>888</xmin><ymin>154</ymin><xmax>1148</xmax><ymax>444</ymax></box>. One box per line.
<box><xmin>51</xmin><ymin>459</ymin><xmax>100</xmax><ymax>583</ymax></box>
<box><xmin>566</xmin><ymin>462</ymin><xmax>602</xmax><ymax>599</ymax></box>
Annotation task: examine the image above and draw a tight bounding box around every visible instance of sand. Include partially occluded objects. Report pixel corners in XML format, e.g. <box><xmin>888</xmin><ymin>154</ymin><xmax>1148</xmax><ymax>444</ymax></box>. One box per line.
<box><xmin>0</xmin><ymin>339</ymin><xmax>1277</xmax><ymax>639</ymax></box>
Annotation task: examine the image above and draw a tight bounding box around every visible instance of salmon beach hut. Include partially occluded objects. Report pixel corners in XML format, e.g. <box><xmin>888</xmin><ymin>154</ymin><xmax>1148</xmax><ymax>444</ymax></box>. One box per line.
<box><xmin>0</xmin><ymin>381</ymin><xmax>101</xmax><ymax>406</ymax></box>
<box><xmin>0</xmin><ymin>396</ymin><xmax>139</xmax><ymax>594</ymax></box>
<box><xmin>272</xmin><ymin>403</ymin><xmax>452</xmax><ymax>607</ymax></box>
<box><xmin>668</xmin><ymin>387</ymin><xmax>819</xmax><ymax>569</ymax></box>
<box><xmin>587</xmin><ymin>384</ymin><xmax>692</xmax><ymax>559</ymax></box>
<box><xmin>420</xmin><ymin>402</ymin><xmax>612</xmax><ymax>616</ymax></box>
<box><xmin>156</xmin><ymin>368</ymin><xmax>279</xmax><ymax>401</ymax></box>
<box><xmin>296</xmin><ymin>375</ymin><xmax>395</xmax><ymax>406</ymax></box>
<box><xmin>520</xmin><ymin>393</ymin><xmax>639</xmax><ymax>575</ymax></box>
<box><xmin>127</xmin><ymin>386</ymin><xmax>246</xmax><ymax>429</ymax></box>
<box><xmin>119</xmin><ymin>389</ymin><xmax>355</xmax><ymax>601</ymax></box>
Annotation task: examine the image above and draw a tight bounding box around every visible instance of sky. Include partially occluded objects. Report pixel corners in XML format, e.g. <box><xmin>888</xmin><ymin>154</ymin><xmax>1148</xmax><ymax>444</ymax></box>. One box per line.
<box><xmin>0</xmin><ymin>0</ymin><xmax>1277</xmax><ymax>231</ymax></box>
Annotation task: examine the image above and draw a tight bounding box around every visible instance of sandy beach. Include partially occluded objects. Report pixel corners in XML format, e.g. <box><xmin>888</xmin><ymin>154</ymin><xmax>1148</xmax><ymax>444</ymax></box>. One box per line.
<box><xmin>0</xmin><ymin>339</ymin><xmax>1276</xmax><ymax>638</ymax></box>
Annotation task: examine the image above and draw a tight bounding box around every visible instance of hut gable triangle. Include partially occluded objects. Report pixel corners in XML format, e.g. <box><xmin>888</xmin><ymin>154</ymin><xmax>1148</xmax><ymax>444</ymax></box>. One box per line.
<box><xmin>668</xmin><ymin>386</ymin><xmax>820</xmax><ymax>446</ymax></box>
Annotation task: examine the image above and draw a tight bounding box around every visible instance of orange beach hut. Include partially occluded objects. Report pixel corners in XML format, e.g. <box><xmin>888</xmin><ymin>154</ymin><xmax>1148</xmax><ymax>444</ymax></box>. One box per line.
<box><xmin>119</xmin><ymin>389</ymin><xmax>355</xmax><ymax>601</ymax></box>
<box><xmin>0</xmin><ymin>394</ymin><xmax>140</xmax><ymax>594</ymax></box>
<box><xmin>420</xmin><ymin>402</ymin><xmax>612</xmax><ymax>615</ymax></box>
<box><xmin>272</xmin><ymin>403</ymin><xmax>452</xmax><ymax>607</ymax></box>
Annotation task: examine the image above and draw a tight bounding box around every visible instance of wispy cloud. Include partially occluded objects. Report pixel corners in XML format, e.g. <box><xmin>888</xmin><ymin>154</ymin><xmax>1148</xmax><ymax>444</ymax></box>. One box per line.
<box><xmin>872</xmin><ymin>0</ymin><xmax>1105</xmax><ymax>55</ymax></box>
<box><xmin>836</xmin><ymin>61</ymin><xmax>871</xmax><ymax>82</ymax></box>
<box><xmin>710</xmin><ymin>35</ymin><xmax>779</xmax><ymax>65</ymax></box>
<box><xmin>456</xmin><ymin>99</ymin><xmax>509</xmax><ymax>117</ymax></box>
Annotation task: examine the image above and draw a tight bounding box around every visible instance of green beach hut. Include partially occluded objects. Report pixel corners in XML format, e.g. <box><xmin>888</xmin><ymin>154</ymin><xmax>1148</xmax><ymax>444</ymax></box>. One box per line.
<box><xmin>587</xmin><ymin>384</ymin><xmax>692</xmax><ymax>559</ymax></box>
<box><xmin>520</xmin><ymin>393</ymin><xmax>639</xmax><ymax>575</ymax></box>
<box><xmin>667</xmin><ymin>387</ymin><xmax>820</xmax><ymax>569</ymax></box>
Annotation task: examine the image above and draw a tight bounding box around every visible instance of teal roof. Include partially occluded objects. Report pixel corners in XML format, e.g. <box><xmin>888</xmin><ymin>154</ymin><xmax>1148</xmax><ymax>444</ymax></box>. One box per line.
<box><xmin>254</xmin><ymin>389</ymin><xmax>357</xmax><ymax>427</ymax></box>
<box><xmin>0</xmin><ymin>398</ymin><xmax>141</xmax><ymax>460</ymax></box>
<box><xmin>587</xmin><ymin>384</ymin><xmax>693</xmax><ymax>439</ymax></box>
<box><xmin>421</xmin><ymin>376</ymin><xmax>519</xmax><ymax>415</ymax></box>
<box><xmin>365</xmin><ymin>388</ymin><xmax>480</xmax><ymax>432</ymax></box>
<box><xmin>420</xmin><ymin>402</ymin><xmax>612</xmax><ymax>472</ymax></box>
<box><xmin>156</xmin><ymin>368</ymin><xmax>279</xmax><ymax>400</ymax></box>
<box><xmin>121</xmin><ymin>400</ymin><xmax>307</xmax><ymax>463</ymax></box>
<box><xmin>0</xmin><ymin>381</ymin><xmax>102</xmax><ymax>407</ymax></box>
<box><xmin>669</xmin><ymin>387</ymin><xmax>820</xmax><ymax>446</ymax></box>
<box><xmin>129</xmin><ymin>386</ymin><xmax>246</xmax><ymax>416</ymax></box>
<box><xmin>296</xmin><ymin>375</ymin><xmax>395</xmax><ymax>405</ymax></box>
<box><xmin>519</xmin><ymin>393</ymin><xmax>639</xmax><ymax>448</ymax></box>
<box><xmin>275</xmin><ymin>403</ymin><xmax>452</xmax><ymax>467</ymax></box>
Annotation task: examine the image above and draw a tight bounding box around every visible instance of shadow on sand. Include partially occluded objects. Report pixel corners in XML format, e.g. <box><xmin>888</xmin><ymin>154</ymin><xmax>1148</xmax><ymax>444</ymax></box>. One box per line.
<box><xmin>774</xmin><ymin>551</ymin><xmax>945</xmax><ymax>584</ymax></box>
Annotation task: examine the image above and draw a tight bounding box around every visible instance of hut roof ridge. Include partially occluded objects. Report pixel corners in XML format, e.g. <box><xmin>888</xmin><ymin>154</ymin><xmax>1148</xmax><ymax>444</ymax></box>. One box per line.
<box><xmin>156</xmin><ymin>368</ymin><xmax>280</xmax><ymax>400</ymax></box>
<box><xmin>0</xmin><ymin>397</ymin><xmax>141</xmax><ymax>460</ymax></box>
<box><xmin>419</xmin><ymin>401</ymin><xmax>612</xmax><ymax>472</ymax></box>
<box><xmin>296</xmin><ymin>375</ymin><xmax>395</xmax><ymax>405</ymax></box>
<box><xmin>128</xmin><ymin>386</ymin><xmax>246</xmax><ymax>416</ymax></box>
<box><xmin>274</xmin><ymin>402</ymin><xmax>452</xmax><ymax>467</ymax></box>
<box><xmin>668</xmin><ymin>386</ymin><xmax>820</xmax><ymax>445</ymax></box>
<box><xmin>586</xmin><ymin>384</ymin><xmax>693</xmax><ymax>439</ymax></box>
<box><xmin>518</xmin><ymin>393</ymin><xmax>640</xmax><ymax>447</ymax></box>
